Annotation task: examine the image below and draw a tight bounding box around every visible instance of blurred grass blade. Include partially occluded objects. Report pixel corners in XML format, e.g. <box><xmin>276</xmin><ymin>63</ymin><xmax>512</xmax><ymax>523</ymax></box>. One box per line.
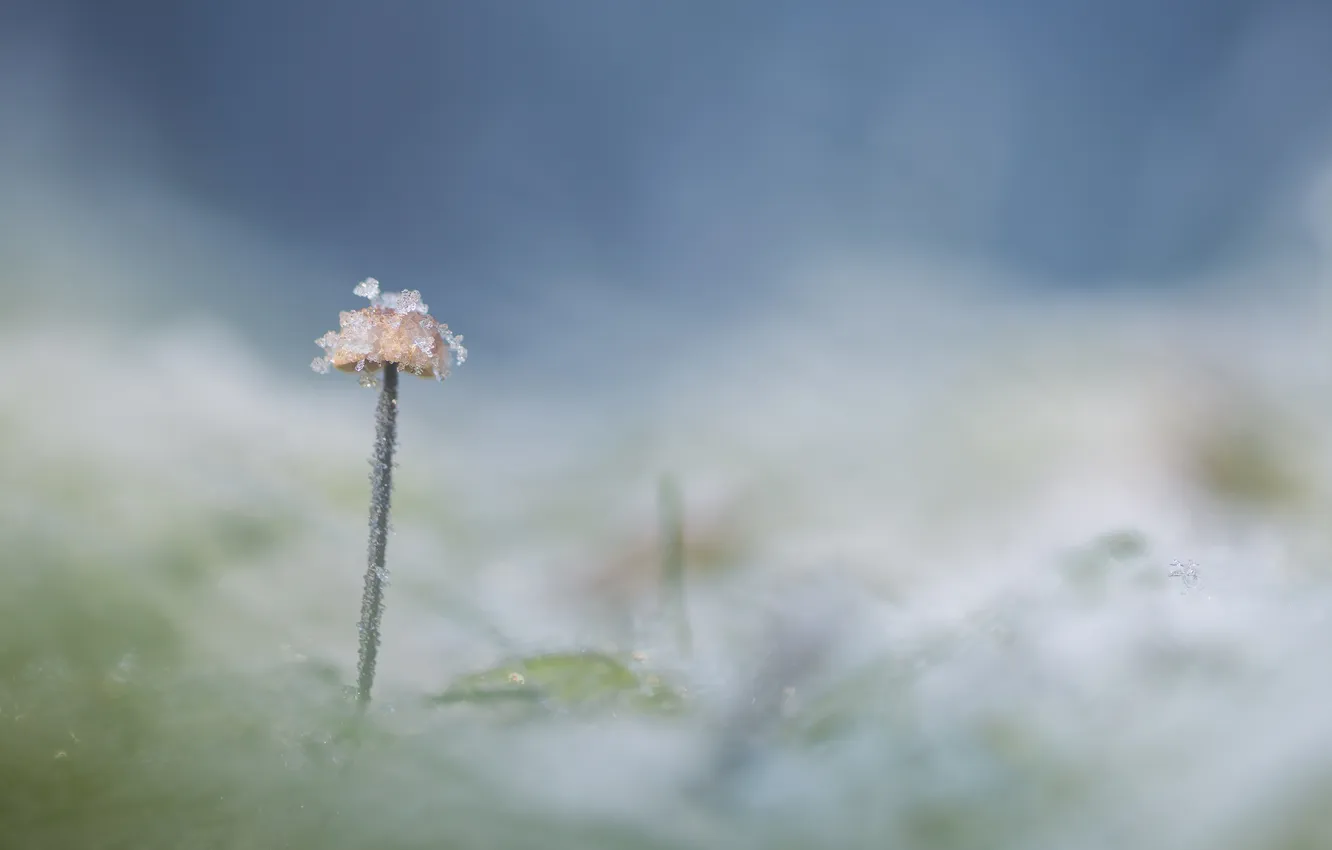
<box><xmin>658</xmin><ymin>475</ymin><xmax>692</xmax><ymax>658</ymax></box>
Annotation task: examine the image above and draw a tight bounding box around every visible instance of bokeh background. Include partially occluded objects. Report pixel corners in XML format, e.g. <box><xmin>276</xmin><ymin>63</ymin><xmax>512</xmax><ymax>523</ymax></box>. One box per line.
<box><xmin>4</xmin><ymin>2</ymin><xmax>1332</xmax><ymax>848</ymax></box>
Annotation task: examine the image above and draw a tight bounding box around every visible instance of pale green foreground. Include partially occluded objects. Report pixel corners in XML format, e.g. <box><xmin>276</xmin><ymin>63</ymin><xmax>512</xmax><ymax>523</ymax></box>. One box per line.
<box><xmin>3</xmin><ymin>294</ymin><xmax>1332</xmax><ymax>849</ymax></box>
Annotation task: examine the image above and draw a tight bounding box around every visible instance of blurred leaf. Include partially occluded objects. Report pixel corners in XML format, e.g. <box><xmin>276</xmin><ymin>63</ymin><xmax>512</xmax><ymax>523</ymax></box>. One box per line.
<box><xmin>1058</xmin><ymin>529</ymin><xmax>1152</xmax><ymax>594</ymax></box>
<box><xmin>431</xmin><ymin>651</ymin><xmax>686</xmax><ymax>716</ymax></box>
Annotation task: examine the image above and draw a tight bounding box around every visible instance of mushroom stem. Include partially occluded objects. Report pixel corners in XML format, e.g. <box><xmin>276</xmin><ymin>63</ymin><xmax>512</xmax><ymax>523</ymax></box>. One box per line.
<box><xmin>356</xmin><ymin>362</ymin><xmax>399</xmax><ymax>705</ymax></box>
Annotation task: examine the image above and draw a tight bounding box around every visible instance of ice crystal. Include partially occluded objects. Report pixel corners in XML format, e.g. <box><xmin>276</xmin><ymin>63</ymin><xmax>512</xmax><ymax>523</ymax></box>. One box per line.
<box><xmin>393</xmin><ymin>290</ymin><xmax>428</xmax><ymax>314</ymax></box>
<box><xmin>1168</xmin><ymin>561</ymin><xmax>1201</xmax><ymax>591</ymax></box>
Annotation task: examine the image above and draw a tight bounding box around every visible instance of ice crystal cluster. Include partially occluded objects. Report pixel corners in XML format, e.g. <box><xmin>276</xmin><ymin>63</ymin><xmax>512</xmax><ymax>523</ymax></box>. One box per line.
<box><xmin>311</xmin><ymin>278</ymin><xmax>467</xmax><ymax>382</ymax></box>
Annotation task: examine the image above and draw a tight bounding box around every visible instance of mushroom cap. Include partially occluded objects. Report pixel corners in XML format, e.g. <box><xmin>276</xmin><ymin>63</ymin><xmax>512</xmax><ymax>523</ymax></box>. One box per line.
<box><xmin>312</xmin><ymin>280</ymin><xmax>465</xmax><ymax>381</ymax></box>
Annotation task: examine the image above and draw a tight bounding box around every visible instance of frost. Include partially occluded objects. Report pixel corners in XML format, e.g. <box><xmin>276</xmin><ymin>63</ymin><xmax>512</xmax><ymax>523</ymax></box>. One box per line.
<box><xmin>394</xmin><ymin>290</ymin><xmax>428</xmax><ymax>314</ymax></box>
<box><xmin>359</xmin><ymin>373</ymin><xmax>379</xmax><ymax>388</ymax></box>
<box><xmin>353</xmin><ymin>278</ymin><xmax>380</xmax><ymax>299</ymax></box>
<box><xmin>311</xmin><ymin>357</ymin><xmax>331</xmax><ymax>374</ymax></box>
<box><xmin>337</xmin><ymin>313</ymin><xmax>376</xmax><ymax>358</ymax></box>
<box><xmin>371</xmin><ymin>288</ymin><xmax>428</xmax><ymax>314</ymax></box>
<box><xmin>1168</xmin><ymin>561</ymin><xmax>1201</xmax><ymax>591</ymax></box>
<box><xmin>443</xmin><ymin>329</ymin><xmax>468</xmax><ymax>366</ymax></box>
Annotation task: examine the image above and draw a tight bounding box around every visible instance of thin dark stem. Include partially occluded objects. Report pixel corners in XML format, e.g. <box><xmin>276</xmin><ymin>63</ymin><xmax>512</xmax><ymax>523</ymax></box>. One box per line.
<box><xmin>356</xmin><ymin>362</ymin><xmax>398</xmax><ymax>705</ymax></box>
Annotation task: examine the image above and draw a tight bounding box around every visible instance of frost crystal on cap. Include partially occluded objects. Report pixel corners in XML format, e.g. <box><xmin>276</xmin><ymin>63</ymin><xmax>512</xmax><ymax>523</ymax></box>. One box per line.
<box><xmin>352</xmin><ymin>277</ymin><xmax>381</xmax><ymax>299</ymax></box>
<box><xmin>311</xmin><ymin>280</ymin><xmax>467</xmax><ymax>381</ymax></box>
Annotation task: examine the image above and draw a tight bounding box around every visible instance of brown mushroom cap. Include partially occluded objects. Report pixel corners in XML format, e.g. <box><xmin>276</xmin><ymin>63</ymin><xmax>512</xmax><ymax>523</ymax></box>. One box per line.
<box><xmin>312</xmin><ymin>283</ymin><xmax>465</xmax><ymax>381</ymax></box>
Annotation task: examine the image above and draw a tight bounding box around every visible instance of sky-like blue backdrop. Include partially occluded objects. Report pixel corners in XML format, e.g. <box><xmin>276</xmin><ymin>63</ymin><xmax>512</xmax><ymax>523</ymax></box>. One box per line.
<box><xmin>5</xmin><ymin>0</ymin><xmax>1332</xmax><ymax>371</ymax></box>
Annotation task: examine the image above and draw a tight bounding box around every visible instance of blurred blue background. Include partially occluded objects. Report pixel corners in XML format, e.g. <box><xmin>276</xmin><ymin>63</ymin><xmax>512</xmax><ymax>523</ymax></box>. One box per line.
<box><xmin>5</xmin><ymin>0</ymin><xmax>1332</xmax><ymax>368</ymax></box>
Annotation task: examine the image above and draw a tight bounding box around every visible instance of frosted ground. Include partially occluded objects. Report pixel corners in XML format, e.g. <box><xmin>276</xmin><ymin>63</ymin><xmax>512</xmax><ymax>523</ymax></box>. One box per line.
<box><xmin>4</xmin><ymin>239</ymin><xmax>1332</xmax><ymax>849</ymax></box>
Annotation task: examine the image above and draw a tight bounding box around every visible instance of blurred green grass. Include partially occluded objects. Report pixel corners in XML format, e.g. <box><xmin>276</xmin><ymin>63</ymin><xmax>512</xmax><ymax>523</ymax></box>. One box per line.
<box><xmin>6</xmin><ymin>513</ymin><xmax>1324</xmax><ymax>850</ymax></box>
<box><xmin>4</xmin><ymin>310</ymin><xmax>1332</xmax><ymax>849</ymax></box>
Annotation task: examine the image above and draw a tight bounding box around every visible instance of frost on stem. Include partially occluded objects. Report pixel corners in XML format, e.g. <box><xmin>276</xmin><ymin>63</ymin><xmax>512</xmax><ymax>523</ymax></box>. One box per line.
<box><xmin>308</xmin><ymin>278</ymin><xmax>467</xmax><ymax>707</ymax></box>
<box><xmin>311</xmin><ymin>278</ymin><xmax>467</xmax><ymax>383</ymax></box>
<box><xmin>357</xmin><ymin>362</ymin><xmax>398</xmax><ymax>705</ymax></box>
